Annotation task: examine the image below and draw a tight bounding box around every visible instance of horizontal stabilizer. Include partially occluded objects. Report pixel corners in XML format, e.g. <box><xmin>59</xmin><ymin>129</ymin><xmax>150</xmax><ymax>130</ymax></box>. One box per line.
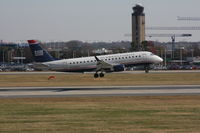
<box><xmin>30</xmin><ymin>63</ymin><xmax>50</xmax><ymax>71</ymax></box>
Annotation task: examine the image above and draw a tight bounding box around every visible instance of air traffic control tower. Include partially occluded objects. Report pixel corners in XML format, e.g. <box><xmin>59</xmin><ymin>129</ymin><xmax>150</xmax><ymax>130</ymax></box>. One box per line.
<box><xmin>132</xmin><ymin>4</ymin><xmax>145</xmax><ymax>51</ymax></box>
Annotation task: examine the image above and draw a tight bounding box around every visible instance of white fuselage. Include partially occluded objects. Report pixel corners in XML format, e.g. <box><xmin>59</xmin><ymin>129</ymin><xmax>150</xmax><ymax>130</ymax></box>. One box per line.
<box><xmin>41</xmin><ymin>51</ymin><xmax>163</xmax><ymax>72</ymax></box>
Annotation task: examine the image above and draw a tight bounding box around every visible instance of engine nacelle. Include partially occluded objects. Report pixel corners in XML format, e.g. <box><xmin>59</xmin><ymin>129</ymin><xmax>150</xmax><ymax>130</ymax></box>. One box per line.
<box><xmin>113</xmin><ymin>64</ymin><xmax>125</xmax><ymax>72</ymax></box>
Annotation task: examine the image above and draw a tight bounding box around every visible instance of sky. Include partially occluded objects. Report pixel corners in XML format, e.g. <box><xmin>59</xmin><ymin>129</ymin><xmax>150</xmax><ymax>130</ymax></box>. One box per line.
<box><xmin>1</xmin><ymin>0</ymin><xmax>200</xmax><ymax>42</ymax></box>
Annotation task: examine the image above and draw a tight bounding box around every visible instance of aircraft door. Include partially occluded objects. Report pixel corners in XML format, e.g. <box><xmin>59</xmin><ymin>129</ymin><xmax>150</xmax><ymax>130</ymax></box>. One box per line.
<box><xmin>64</xmin><ymin>61</ymin><xmax>69</xmax><ymax>70</ymax></box>
<box><xmin>142</xmin><ymin>53</ymin><xmax>148</xmax><ymax>62</ymax></box>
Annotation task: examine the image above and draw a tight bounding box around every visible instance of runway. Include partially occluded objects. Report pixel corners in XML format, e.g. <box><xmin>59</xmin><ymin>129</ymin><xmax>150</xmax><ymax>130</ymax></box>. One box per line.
<box><xmin>1</xmin><ymin>85</ymin><xmax>200</xmax><ymax>98</ymax></box>
<box><xmin>0</xmin><ymin>70</ymin><xmax>200</xmax><ymax>75</ymax></box>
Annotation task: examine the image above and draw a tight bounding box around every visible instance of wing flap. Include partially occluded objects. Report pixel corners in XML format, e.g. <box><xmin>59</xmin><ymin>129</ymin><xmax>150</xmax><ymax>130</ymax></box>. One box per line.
<box><xmin>95</xmin><ymin>56</ymin><xmax>117</xmax><ymax>72</ymax></box>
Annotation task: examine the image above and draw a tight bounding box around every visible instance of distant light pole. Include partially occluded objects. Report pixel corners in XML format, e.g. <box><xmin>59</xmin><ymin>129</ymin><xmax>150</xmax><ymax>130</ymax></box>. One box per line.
<box><xmin>191</xmin><ymin>49</ymin><xmax>194</xmax><ymax>58</ymax></box>
<box><xmin>164</xmin><ymin>47</ymin><xmax>167</xmax><ymax>67</ymax></box>
<box><xmin>2</xmin><ymin>49</ymin><xmax>5</xmax><ymax>68</ymax></box>
<box><xmin>180</xmin><ymin>47</ymin><xmax>184</xmax><ymax>65</ymax></box>
<box><xmin>171</xmin><ymin>35</ymin><xmax>175</xmax><ymax>59</ymax></box>
<box><xmin>87</xmin><ymin>50</ymin><xmax>90</xmax><ymax>57</ymax></box>
<box><xmin>73</xmin><ymin>51</ymin><xmax>75</xmax><ymax>58</ymax></box>
<box><xmin>191</xmin><ymin>49</ymin><xmax>194</xmax><ymax>64</ymax></box>
<box><xmin>21</xmin><ymin>49</ymin><xmax>23</xmax><ymax>64</ymax></box>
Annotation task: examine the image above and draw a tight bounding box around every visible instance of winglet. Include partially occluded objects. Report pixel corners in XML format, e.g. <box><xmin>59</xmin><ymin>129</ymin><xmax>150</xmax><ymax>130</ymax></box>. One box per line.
<box><xmin>95</xmin><ymin>56</ymin><xmax>100</xmax><ymax>61</ymax></box>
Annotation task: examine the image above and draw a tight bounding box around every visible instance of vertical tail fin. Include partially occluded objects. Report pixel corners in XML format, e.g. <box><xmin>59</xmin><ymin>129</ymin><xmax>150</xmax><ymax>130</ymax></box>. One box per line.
<box><xmin>28</xmin><ymin>40</ymin><xmax>55</xmax><ymax>62</ymax></box>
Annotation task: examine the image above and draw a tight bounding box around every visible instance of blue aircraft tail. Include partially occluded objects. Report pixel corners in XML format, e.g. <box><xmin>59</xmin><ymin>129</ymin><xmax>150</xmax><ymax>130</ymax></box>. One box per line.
<box><xmin>28</xmin><ymin>40</ymin><xmax>55</xmax><ymax>62</ymax></box>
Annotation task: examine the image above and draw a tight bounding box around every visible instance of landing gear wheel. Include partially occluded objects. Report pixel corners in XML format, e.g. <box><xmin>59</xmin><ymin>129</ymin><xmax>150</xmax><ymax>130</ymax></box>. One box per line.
<box><xmin>145</xmin><ymin>69</ymin><xmax>149</xmax><ymax>73</ymax></box>
<box><xmin>99</xmin><ymin>73</ymin><xmax>104</xmax><ymax>78</ymax></box>
<box><xmin>94</xmin><ymin>73</ymin><xmax>99</xmax><ymax>78</ymax></box>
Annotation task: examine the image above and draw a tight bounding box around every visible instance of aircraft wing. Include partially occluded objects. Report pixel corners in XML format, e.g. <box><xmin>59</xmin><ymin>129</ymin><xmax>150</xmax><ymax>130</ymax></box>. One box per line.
<box><xmin>95</xmin><ymin>56</ymin><xmax>124</xmax><ymax>72</ymax></box>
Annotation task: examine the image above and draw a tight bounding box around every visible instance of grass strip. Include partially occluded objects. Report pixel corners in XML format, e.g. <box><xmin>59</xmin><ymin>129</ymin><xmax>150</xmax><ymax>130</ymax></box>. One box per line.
<box><xmin>0</xmin><ymin>96</ymin><xmax>200</xmax><ymax>133</ymax></box>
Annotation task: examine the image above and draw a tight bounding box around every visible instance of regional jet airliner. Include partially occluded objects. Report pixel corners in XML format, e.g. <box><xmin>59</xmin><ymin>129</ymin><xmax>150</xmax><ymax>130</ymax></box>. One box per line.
<box><xmin>28</xmin><ymin>40</ymin><xmax>163</xmax><ymax>78</ymax></box>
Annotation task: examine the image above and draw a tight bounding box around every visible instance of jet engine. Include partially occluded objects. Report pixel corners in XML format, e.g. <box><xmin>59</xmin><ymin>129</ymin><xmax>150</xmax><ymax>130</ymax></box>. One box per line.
<box><xmin>113</xmin><ymin>64</ymin><xmax>125</xmax><ymax>72</ymax></box>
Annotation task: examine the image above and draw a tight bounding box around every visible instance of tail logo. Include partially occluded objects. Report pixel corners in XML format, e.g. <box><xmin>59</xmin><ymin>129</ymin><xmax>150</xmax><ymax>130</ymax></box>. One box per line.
<box><xmin>34</xmin><ymin>50</ymin><xmax>44</xmax><ymax>56</ymax></box>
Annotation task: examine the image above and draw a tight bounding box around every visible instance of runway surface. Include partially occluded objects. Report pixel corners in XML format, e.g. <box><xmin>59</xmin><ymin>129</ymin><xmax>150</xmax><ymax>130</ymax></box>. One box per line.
<box><xmin>0</xmin><ymin>70</ymin><xmax>200</xmax><ymax>75</ymax></box>
<box><xmin>0</xmin><ymin>85</ymin><xmax>200</xmax><ymax>98</ymax></box>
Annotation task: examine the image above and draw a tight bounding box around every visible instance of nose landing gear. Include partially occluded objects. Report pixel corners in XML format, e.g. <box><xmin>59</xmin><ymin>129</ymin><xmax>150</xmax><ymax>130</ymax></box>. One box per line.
<box><xmin>144</xmin><ymin>65</ymin><xmax>150</xmax><ymax>73</ymax></box>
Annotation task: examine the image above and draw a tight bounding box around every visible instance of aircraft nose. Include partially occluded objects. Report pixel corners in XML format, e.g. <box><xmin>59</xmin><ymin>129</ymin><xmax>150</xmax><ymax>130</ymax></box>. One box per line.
<box><xmin>157</xmin><ymin>56</ymin><xmax>163</xmax><ymax>63</ymax></box>
<box><xmin>154</xmin><ymin>55</ymin><xmax>163</xmax><ymax>63</ymax></box>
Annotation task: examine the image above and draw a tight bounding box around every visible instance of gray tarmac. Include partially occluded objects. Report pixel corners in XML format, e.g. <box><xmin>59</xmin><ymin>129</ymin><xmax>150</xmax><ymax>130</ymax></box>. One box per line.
<box><xmin>0</xmin><ymin>70</ymin><xmax>200</xmax><ymax>75</ymax></box>
<box><xmin>0</xmin><ymin>85</ymin><xmax>200</xmax><ymax>98</ymax></box>
<box><xmin>0</xmin><ymin>70</ymin><xmax>200</xmax><ymax>98</ymax></box>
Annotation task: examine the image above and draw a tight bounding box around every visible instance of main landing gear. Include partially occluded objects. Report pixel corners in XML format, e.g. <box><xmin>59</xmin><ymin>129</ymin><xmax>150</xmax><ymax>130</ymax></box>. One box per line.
<box><xmin>94</xmin><ymin>72</ymin><xmax>105</xmax><ymax>78</ymax></box>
